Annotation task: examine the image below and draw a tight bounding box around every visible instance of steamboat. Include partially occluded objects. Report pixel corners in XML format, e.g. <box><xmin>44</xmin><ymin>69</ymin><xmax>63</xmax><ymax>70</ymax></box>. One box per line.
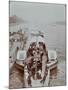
<box><xmin>12</xmin><ymin>31</ymin><xmax>58</xmax><ymax>87</ymax></box>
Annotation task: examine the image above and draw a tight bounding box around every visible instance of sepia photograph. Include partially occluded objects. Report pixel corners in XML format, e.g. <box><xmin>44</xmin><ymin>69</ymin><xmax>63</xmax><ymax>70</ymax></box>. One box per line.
<box><xmin>9</xmin><ymin>1</ymin><xmax>66</xmax><ymax>89</ymax></box>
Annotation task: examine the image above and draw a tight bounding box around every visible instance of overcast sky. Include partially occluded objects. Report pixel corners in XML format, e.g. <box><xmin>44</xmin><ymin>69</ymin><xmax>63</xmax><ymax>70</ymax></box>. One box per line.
<box><xmin>9</xmin><ymin>1</ymin><xmax>66</xmax><ymax>24</ymax></box>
